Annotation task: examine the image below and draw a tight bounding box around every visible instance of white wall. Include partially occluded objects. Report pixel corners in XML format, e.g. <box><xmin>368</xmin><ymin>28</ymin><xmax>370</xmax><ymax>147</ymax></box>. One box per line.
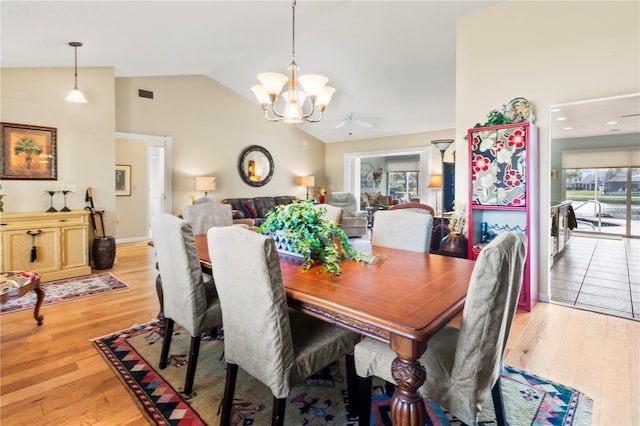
<box><xmin>1</xmin><ymin>67</ymin><xmax>117</xmax><ymax>235</ymax></box>
<box><xmin>456</xmin><ymin>1</ymin><xmax>640</xmax><ymax>298</ymax></box>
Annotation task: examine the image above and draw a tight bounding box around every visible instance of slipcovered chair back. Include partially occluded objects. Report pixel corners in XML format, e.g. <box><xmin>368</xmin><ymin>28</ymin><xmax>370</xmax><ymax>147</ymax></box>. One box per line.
<box><xmin>389</xmin><ymin>201</ymin><xmax>435</xmax><ymax>217</ymax></box>
<box><xmin>371</xmin><ymin>209</ymin><xmax>433</xmax><ymax>253</ymax></box>
<box><xmin>150</xmin><ymin>214</ymin><xmax>213</xmax><ymax>335</ymax></box>
<box><xmin>182</xmin><ymin>203</ymin><xmax>233</xmax><ymax>234</ymax></box>
<box><xmin>354</xmin><ymin>231</ymin><xmax>527</xmax><ymax>426</ymax></box>
<box><xmin>447</xmin><ymin>231</ymin><xmax>527</xmax><ymax>422</ymax></box>
<box><xmin>312</xmin><ymin>203</ymin><xmax>343</xmax><ymax>225</ymax></box>
<box><xmin>328</xmin><ymin>192</ymin><xmax>359</xmax><ymax>216</ymax></box>
<box><xmin>207</xmin><ymin>226</ymin><xmax>295</xmax><ymax>398</ymax></box>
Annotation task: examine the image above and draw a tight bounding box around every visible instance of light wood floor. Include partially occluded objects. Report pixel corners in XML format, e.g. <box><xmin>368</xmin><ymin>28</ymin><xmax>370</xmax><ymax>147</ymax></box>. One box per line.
<box><xmin>1</xmin><ymin>241</ymin><xmax>638</xmax><ymax>425</ymax></box>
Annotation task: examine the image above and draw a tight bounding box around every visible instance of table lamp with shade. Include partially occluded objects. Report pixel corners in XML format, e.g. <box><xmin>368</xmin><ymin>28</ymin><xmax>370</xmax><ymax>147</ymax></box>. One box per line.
<box><xmin>196</xmin><ymin>176</ymin><xmax>216</xmax><ymax>197</ymax></box>
<box><xmin>296</xmin><ymin>176</ymin><xmax>316</xmax><ymax>199</ymax></box>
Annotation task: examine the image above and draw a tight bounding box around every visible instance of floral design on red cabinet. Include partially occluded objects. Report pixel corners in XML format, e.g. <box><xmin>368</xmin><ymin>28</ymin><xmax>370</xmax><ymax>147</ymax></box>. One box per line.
<box><xmin>470</xmin><ymin>125</ymin><xmax>527</xmax><ymax>206</ymax></box>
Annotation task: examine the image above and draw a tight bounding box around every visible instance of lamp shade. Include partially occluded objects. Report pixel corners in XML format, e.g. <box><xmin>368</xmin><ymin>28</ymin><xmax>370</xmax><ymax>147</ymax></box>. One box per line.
<box><xmin>428</xmin><ymin>173</ymin><xmax>443</xmax><ymax>189</ymax></box>
<box><xmin>296</xmin><ymin>176</ymin><xmax>316</xmax><ymax>187</ymax></box>
<box><xmin>196</xmin><ymin>176</ymin><xmax>216</xmax><ymax>192</ymax></box>
<box><xmin>431</xmin><ymin>139</ymin><xmax>454</xmax><ymax>152</ymax></box>
<box><xmin>65</xmin><ymin>88</ymin><xmax>88</xmax><ymax>103</ymax></box>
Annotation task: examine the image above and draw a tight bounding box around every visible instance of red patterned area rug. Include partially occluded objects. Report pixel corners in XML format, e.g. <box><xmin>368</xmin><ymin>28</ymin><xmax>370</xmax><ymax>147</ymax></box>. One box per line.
<box><xmin>92</xmin><ymin>322</ymin><xmax>592</xmax><ymax>426</ymax></box>
<box><xmin>0</xmin><ymin>273</ymin><xmax>128</xmax><ymax>314</ymax></box>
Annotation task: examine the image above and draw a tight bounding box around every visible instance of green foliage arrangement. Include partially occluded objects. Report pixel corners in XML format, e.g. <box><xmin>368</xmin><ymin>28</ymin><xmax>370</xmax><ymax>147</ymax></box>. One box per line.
<box><xmin>472</xmin><ymin>108</ymin><xmax>513</xmax><ymax>129</ymax></box>
<box><xmin>258</xmin><ymin>200</ymin><xmax>373</xmax><ymax>275</ymax></box>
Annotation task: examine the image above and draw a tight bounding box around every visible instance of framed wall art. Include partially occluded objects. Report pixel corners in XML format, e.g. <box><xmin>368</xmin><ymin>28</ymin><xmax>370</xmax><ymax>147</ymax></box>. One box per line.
<box><xmin>1</xmin><ymin>122</ymin><xmax>57</xmax><ymax>180</ymax></box>
<box><xmin>115</xmin><ymin>164</ymin><xmax>131</xmax><ymax>196</ymax></box>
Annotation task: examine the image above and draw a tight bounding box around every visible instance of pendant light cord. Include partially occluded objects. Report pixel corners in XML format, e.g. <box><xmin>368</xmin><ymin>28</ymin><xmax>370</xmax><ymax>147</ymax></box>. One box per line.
<box><xmin>291</xmin><ymin>0</ymin><xmax>296</xmax><ymax>64</ymax></box>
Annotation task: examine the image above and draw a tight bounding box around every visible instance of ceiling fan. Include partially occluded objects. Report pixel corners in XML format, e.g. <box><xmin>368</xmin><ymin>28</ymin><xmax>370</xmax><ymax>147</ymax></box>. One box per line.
<box><xmin>333</xmin><ymin>112</ymin><xmax>373</xmax><ymax>130</ymax></box>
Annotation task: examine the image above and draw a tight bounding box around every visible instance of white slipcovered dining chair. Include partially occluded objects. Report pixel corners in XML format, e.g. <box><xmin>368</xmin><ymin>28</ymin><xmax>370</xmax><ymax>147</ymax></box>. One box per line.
<box><xmin>207</xmin><ymin>226</ymin><xmax>360</xmax><ymax>426</ymax></box>
<box><xmin>182</xmin><ymin>202</ymin><xmax>233</xmax><ymax>234</ymax></box>
<box><xmin>150</xmin><ymin>214</ymin><xmax>223</xmax><ymax>396</ymax></box>
<box><xmin>354</xmin><ymin>232</ymin><xmax>527</xmax><ymax>426</ymax></box>
<box><xmin>371</xmin><ymin>209</ymin><xmax>434</xmax><ymax>253</ymax></box>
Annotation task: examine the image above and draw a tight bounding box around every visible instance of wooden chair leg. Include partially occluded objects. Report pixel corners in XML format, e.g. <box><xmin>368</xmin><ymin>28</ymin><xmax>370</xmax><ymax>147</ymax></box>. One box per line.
<box><xmin>357</xmin><ymin>375</ymin><xmax>373</xmax><ymax>426</ymax></box>
<box><xmin>220</xmin><ymin>363</ymin><xmax>238</xmax><ymax>426</ymax></box>
<box><xmin>491</xmin><ymin>377</ymin><xmax>508</xmax><ymax>426</ymax></box>
<box><xmin>271</xmin><ymin>396</ymin><xmax>286</xmax><ymax>426</ymax></box>
<box><xmin>183</xmin><ymin>335</ymin><xmax>201</xmax><ymax>395</ymax></box>
<box><xmin>345</xmin><ymin>354</ymin><xmax>358</xmax><ymax>418</ymax></box>
<box><xmin>159</xmin><ymin>318</ymin><xmax>174</xmax><ymax>369</ymax></box>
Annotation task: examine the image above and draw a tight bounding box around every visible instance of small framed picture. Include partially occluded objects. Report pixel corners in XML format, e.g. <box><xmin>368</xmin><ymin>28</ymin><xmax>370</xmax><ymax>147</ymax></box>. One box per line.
<box><xmin>1</xmin><ymin>122</ymin><xmax>57</xmax><ymax>180</ymax></box>
<box><xmin>115</xmin><ymin>165</ymin><xmax>131</xmax><ymax>196</ymax></box>
<box><xmin>550</xmin><ymin>168</ymin><xmax>558</xmax><ymax>180</ymax></box>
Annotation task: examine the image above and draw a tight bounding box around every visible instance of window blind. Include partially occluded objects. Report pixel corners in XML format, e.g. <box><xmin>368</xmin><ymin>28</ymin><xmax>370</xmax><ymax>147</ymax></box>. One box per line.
<box><xmin>562</xmin><ymin>147</ymin><xmax>640</xmax><ymax>169</ymax></box>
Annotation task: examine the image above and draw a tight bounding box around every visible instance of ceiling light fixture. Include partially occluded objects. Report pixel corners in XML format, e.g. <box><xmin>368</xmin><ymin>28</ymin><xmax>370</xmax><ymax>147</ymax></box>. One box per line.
<box><xmin>65</xmin><ymin>42</ymin><xmax>87</xmax><ymax>103</ymax></box>
<box><xmin>251</xmin><ymin>0</ymin><xmax>335</xmax><ymax>124</ymax></box>
<box><xmin>555</xmin><ymin>117</ymin><xmax>567</xmax><ymax>121</ymax></box>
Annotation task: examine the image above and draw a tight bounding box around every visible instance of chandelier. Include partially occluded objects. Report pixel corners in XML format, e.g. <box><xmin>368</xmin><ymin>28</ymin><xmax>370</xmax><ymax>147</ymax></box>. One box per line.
<box><xmin>251</xmin><ymin>0</ymin><xmax>335</xmax><ymax>124</ymax></box>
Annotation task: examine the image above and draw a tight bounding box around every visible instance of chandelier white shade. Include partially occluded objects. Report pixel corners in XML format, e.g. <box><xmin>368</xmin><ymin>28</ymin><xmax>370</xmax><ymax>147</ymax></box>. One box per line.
<box><xmin>65</xmin><ymin>42</ymin><xmax>87</xmax><ymax>103</ymax></box>
<box><xmin>252</xmin><ymin>1</ymin><xmax>335</xmax><ymax>124</ymax></box>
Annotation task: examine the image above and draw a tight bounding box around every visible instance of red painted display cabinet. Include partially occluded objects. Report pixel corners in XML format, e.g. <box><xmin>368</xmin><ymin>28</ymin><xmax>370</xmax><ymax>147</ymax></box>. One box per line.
<box><xmin>468</xmin><ymin>121</ymin><xmax>539</xmax><ymax>311</ymax></box>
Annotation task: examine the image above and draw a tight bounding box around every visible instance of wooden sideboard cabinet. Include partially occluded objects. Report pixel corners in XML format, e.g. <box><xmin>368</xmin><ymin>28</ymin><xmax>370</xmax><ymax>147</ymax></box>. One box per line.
<box><xmin>1</xmin><ymin>210</ymin><xmax>92</xmax><ymax>282</ymax></box>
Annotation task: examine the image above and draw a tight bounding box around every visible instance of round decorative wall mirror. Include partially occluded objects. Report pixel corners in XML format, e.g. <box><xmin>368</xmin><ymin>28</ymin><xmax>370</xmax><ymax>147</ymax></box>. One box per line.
<box><xmin>238</xmin><ymin>145</ymin><xmax>274</xmax><ymax>187</ymax></box>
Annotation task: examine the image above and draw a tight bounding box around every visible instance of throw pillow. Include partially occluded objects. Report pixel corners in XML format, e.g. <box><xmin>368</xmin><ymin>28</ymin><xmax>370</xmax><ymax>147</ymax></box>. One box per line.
<box><xmin>378</xmin><ymin>195</ymin><xmax>389</xmax><ymax>207</ymax></box>
<box><xmin>244</xmin><ymin>203</ymin><xmax>258</xmax><ymax>219</ymax></box>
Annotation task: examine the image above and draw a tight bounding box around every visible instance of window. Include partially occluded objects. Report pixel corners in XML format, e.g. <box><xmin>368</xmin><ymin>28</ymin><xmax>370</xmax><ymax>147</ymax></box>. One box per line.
<box><xmin>388</xmin><ymin>171</ymin><xmax>419</xmax><ymax>203</ymax></box>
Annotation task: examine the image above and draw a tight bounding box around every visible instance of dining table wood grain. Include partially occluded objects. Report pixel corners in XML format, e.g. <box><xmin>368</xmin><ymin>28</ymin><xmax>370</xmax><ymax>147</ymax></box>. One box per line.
<box><xmin>193</xmin><ymin>233</ymin><xmax>475</xmax><ymax>426</ymax></box>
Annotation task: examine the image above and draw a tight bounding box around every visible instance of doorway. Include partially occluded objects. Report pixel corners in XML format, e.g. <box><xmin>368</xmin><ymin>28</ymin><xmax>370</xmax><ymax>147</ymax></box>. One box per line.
<box><xmin>343</xmin><ymin>147</ymin><xmax>433</xmax><ymax>209</ymax></box>
<box><xmin>115</xmin><ymin>132</ymin><xmax>173</xmax><ymax>242</ymax></box>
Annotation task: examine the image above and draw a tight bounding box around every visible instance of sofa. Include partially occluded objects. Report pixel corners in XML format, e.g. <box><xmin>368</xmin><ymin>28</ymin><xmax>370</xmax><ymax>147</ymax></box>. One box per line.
<box><xmin>327</xmin><ymin>192</ymin><xmax>368</xmax><ymax>237</ymax></box>
<box><xmin>221</xmin><ymin>196</ymin><xmax>297</xmax><ymax>227</ymax></box>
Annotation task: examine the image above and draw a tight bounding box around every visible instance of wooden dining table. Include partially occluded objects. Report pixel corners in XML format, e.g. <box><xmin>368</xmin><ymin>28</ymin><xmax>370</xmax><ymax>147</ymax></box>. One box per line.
<box><xmin>192</xmin><ymin>233</ymin><xmax>476</xmax><ymax>426</ymax></box>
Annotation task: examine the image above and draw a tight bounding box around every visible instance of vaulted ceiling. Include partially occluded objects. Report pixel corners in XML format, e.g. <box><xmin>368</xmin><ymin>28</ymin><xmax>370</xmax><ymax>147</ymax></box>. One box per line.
<box><xmin>0</xmin><ymin>1</ymin><xmax>499</xmax><ymax>143</ymax></box>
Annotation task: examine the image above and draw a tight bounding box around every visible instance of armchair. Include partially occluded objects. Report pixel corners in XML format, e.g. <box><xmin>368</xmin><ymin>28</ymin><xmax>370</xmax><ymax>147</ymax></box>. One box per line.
<box><xmin>327</xmin><ymin>192</ymin><xmax>368</xmax><ymax>237</ymax></box>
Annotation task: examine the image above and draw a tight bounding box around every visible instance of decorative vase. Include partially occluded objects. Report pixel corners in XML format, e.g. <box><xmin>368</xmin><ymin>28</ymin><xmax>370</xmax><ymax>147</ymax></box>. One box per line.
<box><xmin>318</xmin><ymin>195</ymin><xmax>326</xmax><ymax>204</ymax></box>
<box><xmin>439</xmin><ymin>233</ymin><xmax>468</xmax><ymax>259</ymax></box>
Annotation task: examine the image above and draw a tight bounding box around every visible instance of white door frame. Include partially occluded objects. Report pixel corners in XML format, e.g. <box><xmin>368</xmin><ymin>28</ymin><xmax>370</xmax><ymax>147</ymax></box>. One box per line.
<box><xmin>343</xmin><ymin>147</ymin><xmax>431</xmax><ymax>209</ymax></box>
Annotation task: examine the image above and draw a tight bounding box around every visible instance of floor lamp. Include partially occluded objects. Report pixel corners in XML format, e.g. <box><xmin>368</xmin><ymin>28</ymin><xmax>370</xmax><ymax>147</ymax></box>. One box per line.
<box><xmin>431</xmin><ymin>139</ymin><xmax>454</xmax><ymax>214</ymax></box>
<box><xmin>428</xmin><ymin>173</ymin><xmax>443</xmax><ymax>216</ymax></box>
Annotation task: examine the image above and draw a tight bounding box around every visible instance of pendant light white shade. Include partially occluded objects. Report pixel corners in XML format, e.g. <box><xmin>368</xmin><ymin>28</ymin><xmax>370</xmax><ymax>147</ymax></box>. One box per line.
<box><xmin>66</xmin><ymin>88</ymin><xmax>88</xmax><ymax>103</ymax></box>
<box><xmin>66</xmin><ymin>41</ymin><xmax>87</xmax><ymax>104</ymax></box>
<box><xmin>252</xmin><ymin>1</ymin><xmax>334</xmax><ymax>123</ymax></box>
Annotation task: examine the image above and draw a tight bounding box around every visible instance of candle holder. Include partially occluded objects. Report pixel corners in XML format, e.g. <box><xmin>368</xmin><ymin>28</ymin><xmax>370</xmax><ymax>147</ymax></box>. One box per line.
<box><xmin>45</xmin><ymin>190</ymin><xmax>58</xmax><ymax>212</ymax></box>
<box><xmin>61</xmin><ymin>189</ymin><xmax>73</xmax><ymax>212</ymax></box>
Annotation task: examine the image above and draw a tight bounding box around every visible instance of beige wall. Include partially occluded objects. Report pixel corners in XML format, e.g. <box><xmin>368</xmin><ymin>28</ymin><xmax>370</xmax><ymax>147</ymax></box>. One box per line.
<box><xmin>115</xmin><ymin>138</ymin><xmax>148</xmax><ymax>240</ymax></box>
<box><xmin>1</xmin><ymin>67</ymin><xmax>117</xmax><ymax>235</ymax></box>
<box><xmin>115</xmin><ymin>75</ymin><xmax>326</xmax><ymax>217</ymax></box>
<box><xmin>456</xmin><ymin>1</ymin><xmax>640</xmax><ymax>298</ymax></box>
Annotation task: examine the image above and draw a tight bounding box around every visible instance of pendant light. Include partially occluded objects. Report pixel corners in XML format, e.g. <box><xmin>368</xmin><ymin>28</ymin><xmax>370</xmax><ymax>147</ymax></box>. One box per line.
<box><xmin>65</xmin><ymin>42</ymin><xmax>88</xmax><ymax>103</ymax></box>
<box><xmin>252</xmin><ymin>0</ymin><xmax>335</xmax><ymax>123</ymax></box>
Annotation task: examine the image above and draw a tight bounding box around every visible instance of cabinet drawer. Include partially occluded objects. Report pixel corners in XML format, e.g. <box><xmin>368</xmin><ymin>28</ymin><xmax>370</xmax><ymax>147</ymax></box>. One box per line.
<box><xmin>0</xmin><ymin>212</ymin><xmax>88</xmax><ymax>231</ymax></box>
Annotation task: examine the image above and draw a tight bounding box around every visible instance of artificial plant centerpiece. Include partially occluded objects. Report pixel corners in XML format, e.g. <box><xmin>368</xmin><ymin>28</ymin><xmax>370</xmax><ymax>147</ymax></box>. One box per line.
<box><xmin>258</xmin><ymin>200</ymin><xmax>373</xmax><ymax>275</ymax></box>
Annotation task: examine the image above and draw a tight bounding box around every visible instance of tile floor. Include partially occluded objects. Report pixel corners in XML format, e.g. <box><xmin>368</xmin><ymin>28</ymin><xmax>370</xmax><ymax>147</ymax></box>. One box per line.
<box><xmin>550</xmin><ymin>235</ymin><xmax>640</xmax><ymax>320</ymax></box>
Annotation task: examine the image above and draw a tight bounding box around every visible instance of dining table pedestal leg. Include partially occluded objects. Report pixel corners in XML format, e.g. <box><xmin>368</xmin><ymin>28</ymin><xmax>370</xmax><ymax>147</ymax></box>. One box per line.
<box><xmin>391</xmin><ymin>356</ymin><xmax>427</xmax><ymax>426</ymax></box>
